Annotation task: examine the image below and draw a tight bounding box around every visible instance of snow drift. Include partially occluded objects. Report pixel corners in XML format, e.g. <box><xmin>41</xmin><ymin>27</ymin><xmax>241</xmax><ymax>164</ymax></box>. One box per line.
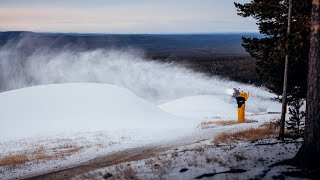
<box><xmin>0</xmin><ymin>83</ymin><xmax>197</xmax><ymax>138</ymax></box>
<box><xmin>159</xmin><ymin>95</ymin><xmax>238</xmax><ymax>118</ymax></box>
<box><xmin>159</xmin><ymin>94</ymin><xmax>281</xmax><ymax>119</ymax></box>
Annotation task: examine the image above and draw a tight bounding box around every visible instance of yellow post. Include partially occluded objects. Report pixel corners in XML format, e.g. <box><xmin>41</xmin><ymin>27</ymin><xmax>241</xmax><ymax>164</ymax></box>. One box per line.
<box><xmin>238</xmin><ymin>103</ymin><xmax>245</xmax><ymax>123</ymax></box>
<box><xmin>235</xmin><ymin>91</ymin><xmax>249</xmax><ymax>123</ymax></box>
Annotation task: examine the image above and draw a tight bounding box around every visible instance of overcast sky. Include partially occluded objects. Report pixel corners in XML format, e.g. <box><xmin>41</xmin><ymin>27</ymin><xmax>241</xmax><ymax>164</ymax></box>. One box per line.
<box><xmin>0</xmin><ymin>0</ymin><xmax>257</xmax><ymax>34</ymax></box>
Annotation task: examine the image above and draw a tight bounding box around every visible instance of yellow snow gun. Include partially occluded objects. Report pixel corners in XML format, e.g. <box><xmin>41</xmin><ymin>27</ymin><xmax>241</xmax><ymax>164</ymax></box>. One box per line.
<box><xmin>232</xmin><ymin>88</ymin><xmax>249</xmax><ymax>123</ymax></box>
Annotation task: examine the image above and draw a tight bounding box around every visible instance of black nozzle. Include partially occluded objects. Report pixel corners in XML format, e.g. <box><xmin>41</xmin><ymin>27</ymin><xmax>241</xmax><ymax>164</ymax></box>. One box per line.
<box><xmin>236</xmin><ymin>97</ymin><xmax>246</xmax><ymax>108</ymax></box>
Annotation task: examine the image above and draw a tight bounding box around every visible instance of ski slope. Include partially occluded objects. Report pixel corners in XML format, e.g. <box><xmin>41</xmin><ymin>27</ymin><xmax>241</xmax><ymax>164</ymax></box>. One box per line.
<box><xmin>0</xmin><ymin>83</ymin><xmax>281</xmax><ymax>139</ymax></box>
<box><xmin>159</xmin><ymin>95</ymin><xmax>238</xmax><ymax>119</ymax></box>
<box><xmin>0</xmin><ymin>83</ymin><xmax>197</xmax><ymax>139</ymax></box>
<box><xmin>0</xmin><ymin>83</ymin><xmax>283</xmax><ymax>179</ymax></box>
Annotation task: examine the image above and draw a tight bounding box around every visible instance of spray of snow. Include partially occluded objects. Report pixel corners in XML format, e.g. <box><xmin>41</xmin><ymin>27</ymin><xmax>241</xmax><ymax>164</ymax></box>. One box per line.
<box><xmin>226</xmin><ymin>88</ymin><xmax>235</xmax><ymax>96</ymax></box>
<box><xmin>0</xmin><ymin>35</ymin><xmax>278</xmax><ymax>113</ymax></box>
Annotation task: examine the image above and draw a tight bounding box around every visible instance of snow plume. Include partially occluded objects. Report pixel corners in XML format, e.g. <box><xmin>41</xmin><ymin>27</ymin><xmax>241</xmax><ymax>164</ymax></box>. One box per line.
<box><xmin>0</xmin><ymin>35</ymin><xmax>277</xmax><ymax>112</ymax></box>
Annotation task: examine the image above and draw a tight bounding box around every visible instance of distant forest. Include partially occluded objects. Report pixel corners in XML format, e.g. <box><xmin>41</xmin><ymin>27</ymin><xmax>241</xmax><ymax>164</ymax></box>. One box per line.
<box><xmin>0</xmin><ymin>31</ymin><xmax>263</xmax><ymax>85</ymax></box>
<box><xmin>157</xmin><ymin>56</ymin><xmax>261</xmax><ymax>85</ymax></box>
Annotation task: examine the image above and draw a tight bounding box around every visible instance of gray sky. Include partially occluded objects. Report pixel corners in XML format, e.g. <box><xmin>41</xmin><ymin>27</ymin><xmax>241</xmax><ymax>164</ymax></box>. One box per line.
<box><xmin>0</xmin><ymin>0</ymin><xmax>257</xmax><ymax>33</ymax></box>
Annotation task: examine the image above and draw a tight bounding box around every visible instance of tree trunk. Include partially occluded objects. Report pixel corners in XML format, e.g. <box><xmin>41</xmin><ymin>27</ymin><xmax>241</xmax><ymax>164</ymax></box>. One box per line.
<box><xmin>296</xmin><ymin>0</ymin><xmax>320</xmax><ymax>170</ymax></box>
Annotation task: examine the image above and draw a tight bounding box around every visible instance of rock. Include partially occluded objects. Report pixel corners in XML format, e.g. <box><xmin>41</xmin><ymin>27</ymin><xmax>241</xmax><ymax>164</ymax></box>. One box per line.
<box><xmin>180</xmin><ymin>168</ymin><xmax>189</xmax><ymax>172</ymax></box>
<box><xmin>103</xmin><ymin>173</ymin><xmax>113</xmax><ymax>179</ymax></box>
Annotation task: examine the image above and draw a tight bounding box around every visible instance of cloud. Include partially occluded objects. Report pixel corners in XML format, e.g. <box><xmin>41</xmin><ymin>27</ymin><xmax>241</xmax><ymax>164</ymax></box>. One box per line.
<box><xmin>0</xmin><ymin>0</ymin><xmax>257</xmax><ymax>33</ymax></box>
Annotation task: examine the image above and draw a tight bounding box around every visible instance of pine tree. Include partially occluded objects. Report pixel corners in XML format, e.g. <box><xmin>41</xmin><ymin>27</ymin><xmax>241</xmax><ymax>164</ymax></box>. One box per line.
<box><xmin>286</xmin><ymin>98</ymin><xmax>305</xmax><ymax>136</ymax></box>
<box><xmin>234</xmin><ymin>0</ymin><xmax>311</xmax><ymax>101</ymax></box>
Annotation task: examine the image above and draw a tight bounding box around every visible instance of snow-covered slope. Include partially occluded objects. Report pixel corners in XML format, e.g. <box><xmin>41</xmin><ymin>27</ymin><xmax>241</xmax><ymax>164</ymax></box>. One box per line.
<box><xmin>159</xmin><ymin>95</ymin><xmax>237</xmax><ymax>119</ymax></box>
<box><xmin>159</xmin><ymin>94</ymin><xmax>281</xmax><ymax>119</ymax></box>
<box><xmin>0</xmin><ymin>83</ymin><xmax>283</xmax><ymax>179</ymax></box>
<box><xmin>0</xmin><ymin>83</ymin><xmax>196</xmax><ymax>138</ymax></box>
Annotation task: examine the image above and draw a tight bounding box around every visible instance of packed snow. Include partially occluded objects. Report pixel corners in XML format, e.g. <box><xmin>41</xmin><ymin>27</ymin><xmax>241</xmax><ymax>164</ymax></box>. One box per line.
<box><xmin>159</xmin><ymin>93</ymin><xmax>281</xmax><ymax>120</ymax></box>
<box><xmin>159</xmin><ymin>95</ymin><xmax>237</xmax><ymax>119</ymax></box>
<box><xmin>0</xmin><ymin>83</ymin><xmax>199</xmax><ymax>139</ymax></box>
<box><xmin>0</xmin><ymin>82</ymin><xmax>281</xmax><ymax>139</ymax></box>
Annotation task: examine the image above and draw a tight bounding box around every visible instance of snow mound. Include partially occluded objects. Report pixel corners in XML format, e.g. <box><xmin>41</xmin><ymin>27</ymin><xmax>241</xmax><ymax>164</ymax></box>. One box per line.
<box><xmin>267</xmin><ymin>103</ymin><xmax>282</xmax><ymax>114</ymax></box>
<box><xmin>159</xmin><ymin>94</ymin><xmax>281</xmax><ymax>119</ymax></box>
<box><xmin>159</xmin><ymin>95</ymin><xmax>237</xmax><ymax>118</ymax></box>
<box><xmin>0</xmin><ymin>83</ymin><xmax>196</xmax><ymax>138</ymax></box>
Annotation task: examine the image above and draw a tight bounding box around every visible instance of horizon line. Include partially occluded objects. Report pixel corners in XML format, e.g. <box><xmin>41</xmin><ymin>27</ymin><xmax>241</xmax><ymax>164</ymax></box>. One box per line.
<box><xmin>0</xmin><ymin>30</ymin><xmax>261</xmax><ymax>35</ymax></box>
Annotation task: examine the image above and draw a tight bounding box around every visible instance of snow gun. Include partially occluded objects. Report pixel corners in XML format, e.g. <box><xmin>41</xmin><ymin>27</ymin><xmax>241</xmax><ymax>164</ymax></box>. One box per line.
<box><xmin>232</xmin><ymin>88</ymin><xmax>249</xmax><ymax>123</ymax></box>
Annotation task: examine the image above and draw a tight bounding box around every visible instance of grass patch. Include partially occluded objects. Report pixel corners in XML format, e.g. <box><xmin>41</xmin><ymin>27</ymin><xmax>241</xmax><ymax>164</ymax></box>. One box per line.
<box><xmin>33</xmin><ymin>147</ymin><xmax>55</xmax><ymax>161</ymax></box>
<box><xmin>32</xmin><ymin>145</ymin><xmax>82</xmax><ymax>162</ymax></box>
<box><xmin>213</xmin><ymin>123</ymin><xmax>278</xmax><ymax>144</ymax></box>
<box><xmin>122</xmin><ymin>167</ymin><xmax>138</xmax><ymax>180</ymax></box>
<box><xmin>200</xmin><ymin>119</ymin><xmax>258</xmax><ymax>129</ymax></box>
<box><xmin>113</xmin><ymin>164</ymin><xmax>139</xmax><ymax>180</ymax></box>
<box><xmin>0</xmin><ymin>144</ymin><xmax>83</xmax><ymax>167</ymax></box>
<box><xmin>0</xmin><ymin>154</ymin><xmax>29</xmax><ymax>166</ymax></box>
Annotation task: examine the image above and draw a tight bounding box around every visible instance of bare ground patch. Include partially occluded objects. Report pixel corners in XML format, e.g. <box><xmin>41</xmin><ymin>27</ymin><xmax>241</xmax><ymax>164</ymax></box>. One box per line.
<box><xmin>0</xmin><ymin>144</ymin><xmax>83</xmax><ymax>168</ymax></box>
<box><xmin>0</xmin><ymin>154</ymin><xmax>29</xmax><ymax>167</ymax></box>
<box><xmin>213</xmin><ymin>122</ymin><xmax>278</xmax><ymax>144</ymax></box>
<box><xmin>27</xmin><ymin>145</ymin><xmax>166</xmax><ymax>179</ymax></box>
<box><xmin>199</xmin><ymin>119</ymin><xmax>258</xmax><ymax>129</ymax></box>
